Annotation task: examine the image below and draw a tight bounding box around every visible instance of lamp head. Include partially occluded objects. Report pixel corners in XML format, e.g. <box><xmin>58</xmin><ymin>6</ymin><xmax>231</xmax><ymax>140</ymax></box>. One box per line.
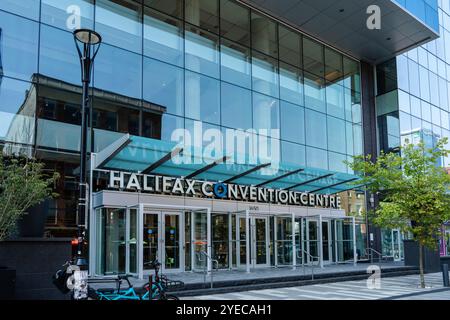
<box><xmin>74</xmin><ymin>29</ymin><xmax>102</xmax><ymax>45</ymax></box>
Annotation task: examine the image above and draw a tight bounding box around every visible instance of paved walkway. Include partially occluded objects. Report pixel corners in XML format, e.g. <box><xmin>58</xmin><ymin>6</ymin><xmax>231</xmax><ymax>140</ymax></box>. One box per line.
<box><xmin>89</xmin><ymin>262</ymin><xmax>409</xmax><ymax>289</ymax></box>
<box><xmin>182</xmin><ymin>273</ymin><xmax>449</xmax><ymax>300</ymax></box>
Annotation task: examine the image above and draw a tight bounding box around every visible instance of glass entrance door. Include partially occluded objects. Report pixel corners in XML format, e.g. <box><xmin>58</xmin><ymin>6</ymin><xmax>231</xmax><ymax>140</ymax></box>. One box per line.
<box><xmin>253</xmin><ymin>217</ymin><xmax>269</xmax><ymax>267</ymax></box>
<box><xmin>392</xmin><ymin>229</ymin><xmax>402</xmax><ymax>261</ymax></box>
<box><xmin>142</xmin><ymin>211</ymin><xmax>183</xmax><ymax>273</ymax></box>
<box><xmin>322</xmin><ymin>220</ymin><xmax>332</xmax><ymax>264</ymax></box>
<box><xmin>305</xmin><ymin>219</ymin><xmax>319</xmax><ymax>265</ymax></box>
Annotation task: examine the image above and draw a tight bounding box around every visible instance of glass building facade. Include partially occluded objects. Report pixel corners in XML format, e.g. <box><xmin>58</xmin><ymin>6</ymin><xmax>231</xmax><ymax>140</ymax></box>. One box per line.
<box><xmin>0</xmin><ymin>0</ymin><xmax>362</xmax><ymax>238</ymax></box>
<box><xmin>376</xmin><ymin>0</ymin><xmax>449</xmax><ymax>258</ymax></box>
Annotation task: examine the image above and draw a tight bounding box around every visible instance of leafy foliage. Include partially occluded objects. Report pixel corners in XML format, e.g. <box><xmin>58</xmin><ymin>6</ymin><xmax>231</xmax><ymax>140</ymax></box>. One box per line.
<box><xmin>0</xmin><ymin>154</ymin><xmax>59</xmax><ymax>241</ymax></box>
<box><xmin>346</xmin><ymin>138</ymin><xmax>450</xmax><ymax>250</ymax></box>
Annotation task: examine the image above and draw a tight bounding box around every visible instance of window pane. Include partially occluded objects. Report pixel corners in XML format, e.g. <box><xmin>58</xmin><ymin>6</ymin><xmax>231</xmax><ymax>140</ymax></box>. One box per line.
<box><xmin>39</xmin><ymin>26</ymin><xmax>80</xmax><ymax>85</ymax></box>
<box><xmin>185</xmin><ymin>71</ymin><xmax>220</xmax><ymax>125</ymax></box>
<box><xmin>343</xmin><ymin>56</ymin><xmax>360</xmax><ymax>93</ymax></box>
<box><xmin>251</xmin><ymin>12</ymin><xmax>278</xmax><ymax>58</ymax></box>
<box><xmin>346</xmin><ymin>122</ymin><xmax>354</xmax><ymax>155</ymax></box>
<box><xmin>144</xmin><ymin>8</ymin><xmax>184</xmax><ymax>66</ymax></box>
<box><xmin>144</xmin><ymin>0</ymin><xmax>183</xmax><ymax>18</ymax></box>
<box><xmin>95</xmin><ymin>44</ymin><xmax>142</xmax><ymax>99</ymax></box>
<box><xmin>303</xmin><ymin>37</ymin><xmax>324</xmax><ymax>77</ymax></box>
<box><xmin>279</xmin><ymin>25</ymin><xmax>301</xmax><ymax>68</ymax></box>
<box><xmin>280</xmin><ymin>101</ymin><xmax>305</xmax><ymax>144</ymax></box>
<box><xmin>419</xmin><ymin>65</ymin><xmax>430</xmax><ymax>101</ymax></box>
<box><xmin>221</xmin><ymin>82</ymin><xmax>252</xmax><ymax>129</ymax></box>
<box><xmin>220</xmin><ymin>39</ymin><xmax>251</xmax><ymax>89</ymax></box>
<box><xmin>407</xmin><ymin>59</ymin><xmax>420</xmax><ymax>96</ymax></box>
<box><xmin>0</xmin><ymin>11</ymin><xmax>39</xmax><ymax>81</ymax></box>
<box><xmin>185</xmin><ymin>0</ymin><xmax>219</xmax><ymax>33</ymax></box>
<box><xmin>160</xmin><ymin>113</ymin><xmax>184</xmax><ymax>141</ymax></box>
<box><xmin>252</xmin><ymin>51</ymin><xmax>279</xmax><ymax>98</ymax></box>
<box><xmin>143</xmin><ymin>58</ymin><xmax>184</xmax><ymax>116</ymax></box>
<box><xmin>282</xmin><ymin>141</ymin><xmax>305</xmax><ymax>166</ymax></box>
<box><xmin>328</xmin><ymin>152</ymin><xmax>347</xmax><ymax>173</ymax></box>
<box><xmin>327</xmin><ymin>116</ymin><xmax>346</xmax><ymax>154</ymax></box>
<box><xmin>41</xmin><ymin>0</ymin><xmax>94</xmax><ymax>30</ymax></box>
<box><xmin>305</xmin><ymin>109</ymin><xmax>327</xmax><ymax>149</ymax></box>
<box><xmin>326</xmin><ymin>83</ymin><xmax>345</xmax><ymax>119</ymax></box>
<box><xmin>280</xmin><ymin>62</ymin><xmax>303</xmax><ymax>106</ymax></box>
<box><xmin>220</xmin><ymin>0</ymin><xmax>250</xmax><ymax>46</ymax></box>
<box><xmin>0</xmin><ymin>0</ymin><xmax>39</xmax><ymax>21</ymax></box>
<box><xmin>325</xmin><ymin>48</ymin><xmax>343</xmax><ymax>84</ymax></box>
<box><xmin>429</xmin><ymin>72</ymin><xmax>439</xmax><ymax>106</ymax></box>
<box><xmin>353</xmin><ymin>124</ymin><xmax>363</xmax><ymax>156</ymax></box>
<box><xmin>304</xmin><ymin>72</ymin><xmax>326</xmax><ymax>113</ymax></box>
<box><xmin>306</xmin><ymin>147</ymin><xmax>328</xmax><ymax>170</ymax></box>
<box><xmin>93</xmin><ymin>104</ymin><xmax>140</xmax><ymax>136</ymax></box>
<box><xmin>95</xmin><ymin>0</ymin><xmax>142</xmax><ymax>54</ymax></box>
<box><xmin>0</xmin><ymin>78</ymin><xmax>35</xmax><ymax>147</ymax></box>
<box><xmin>185</xmin><ymin>24</ymin><xmax>220</xmax><ymax>78</ymax></box>
<box><xmin>253</xmin><ymin>92</ymin><xmax>279</xmax><ymax>134</ymax></box>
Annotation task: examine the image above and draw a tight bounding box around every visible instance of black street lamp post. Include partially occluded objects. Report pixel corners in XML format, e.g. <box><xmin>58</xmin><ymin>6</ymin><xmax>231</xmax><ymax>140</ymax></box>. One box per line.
<box><xmin>73</xmin><ymin>29</ymin><xmax>101</xmax><ymax>300</ymax></box>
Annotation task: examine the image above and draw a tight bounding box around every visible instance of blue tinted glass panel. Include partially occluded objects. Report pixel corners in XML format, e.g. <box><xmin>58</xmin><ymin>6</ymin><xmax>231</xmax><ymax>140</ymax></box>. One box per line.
<box><xmin>326</xmin><ymin>83</ymin><xmax>345</xmax><ymax>119</ymax></box>
<box><xmin>221</xmin><ymin>82</ymin><xmax>252</xmax><ymax>129</ymax></box>
<box><xmin>185</xmin><ymin>71</ymin><xmax>220</xmax><ymax>125</ymax></box>
<box><xmin>185</xmin><ymin>25</ymin><xmax>220</xmax><ymax>78</ymax></box>
<box><xmin>252</xmin><ymin>51</ymin><xmax>279</xmax><ymax>98</ymax></box>
<box><xmin>41</xmin><ymin>0</ymin><xmax>94</xmax><ymax>30</ymax></box>
<box><xmin>161</xmin><ymin>114</ymin><xmax>184</xmax><ymax>142</ymax></box>
<box><xmin>0</xmin><ymin>0</ymin><xmax>40</xmax><ymax>21</ymax></box>
<box><xmin>0</xmin><ymin>11</ymin><xmax>38</xmax><ymax>81</ymax></box>
<box><xmin>327</xmin><ymin>116</ymin><xmax>346</xmax><ymax>154</ymax></box>
<box><xmin>328</xmin><ymin>152</ymin><xmax>347</xmax><ymax>173</ymax></box>
<box><xmin>253</xmin><ymin>93</ymin><xmax>280</xmax><ymax>134</ymax></box>
<box><xmin>0</xmin><ymin>78</ymin><xmax>35</xmax><ymax>146</ymax></box>
<box><xmin>220</xmin><ymin>39</ymin><xmax>251</xmax><ymax>89</ymax></box>
<box><xmin>39</xmin><ymin>26</ymin><xmax>80</xmax><ymax>85</ymax></box>
<box><xmin>280</xmin><ymin>62</ymin><xmax>303</xmax><ymax>106</ymax></box>
<box><xmin>306</xmin><ymin>147</ymin><xmax>328</xmax><ymax>170</ymax></box>
<box><xmin>305</xmin><ymin>109</ymin><xmax>327</xmax><ymax>149</ymax></box>
<box><xmin>143</xmin><ymin>58</ymin><xmax>184</xmax><ymax>116</ymax></box>
<box><xmin>304</xmin><ymin>72</ymin><xmax>326</xmax><ymax>113</ymax></box>
<box><xmin>282</xmin><ymin>141</ymin><xmax>305</xmax><ymax>167</ymax></box>
<box><xmin>95</xmin><ymin>44</ymin><xmax>142</xmax><ymax>99</ymax></box>
<box><xmin>95</xmin><ymin>0</ymin><xmax>142</xmax><ymax>54</ymax></box>
<box><xmin>280</xmin><ymin>101</ymin><xmax>305</xmax><ymax>144</ymax></box>
<box><xmin>144</xmin><ymin>8</ymin><xmax>184</xmax><ymax>67</ymax></box>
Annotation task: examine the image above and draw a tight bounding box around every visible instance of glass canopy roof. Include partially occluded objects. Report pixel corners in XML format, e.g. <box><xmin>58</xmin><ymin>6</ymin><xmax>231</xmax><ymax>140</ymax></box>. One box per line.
<box><xmin>94</xmin><ymin>134</ymin><xmax>363</xmax><ymax>195</ymax></box>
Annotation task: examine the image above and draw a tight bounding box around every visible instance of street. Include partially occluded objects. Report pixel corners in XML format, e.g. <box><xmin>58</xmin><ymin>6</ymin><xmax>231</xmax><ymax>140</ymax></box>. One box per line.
<box><xmin>182</xmin><ymin>273</ymin><xmax>450</xmax><ymax>300</ymax></box>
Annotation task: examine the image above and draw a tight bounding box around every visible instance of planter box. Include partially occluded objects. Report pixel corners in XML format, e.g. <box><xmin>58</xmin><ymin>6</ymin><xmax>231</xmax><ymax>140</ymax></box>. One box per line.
<box><xmin>0</xmin><ymin>267</ymin><xmax>16</xmax><ymax>300</ymax></box>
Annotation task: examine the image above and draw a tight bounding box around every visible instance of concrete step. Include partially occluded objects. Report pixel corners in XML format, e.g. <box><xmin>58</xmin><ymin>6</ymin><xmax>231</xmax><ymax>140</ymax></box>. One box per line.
<box><xmin>172</xmin><ymin>267</ymin><xmax>420</xmax><ymax>297</ymax></box>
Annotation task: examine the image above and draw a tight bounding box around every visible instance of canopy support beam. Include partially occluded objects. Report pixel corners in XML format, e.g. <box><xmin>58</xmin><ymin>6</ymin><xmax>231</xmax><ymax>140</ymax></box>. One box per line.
<box><xmin>185</xmin><ymin>156</ymin><xmax>229</xmax><ymax>180</ymax></box>
<box><xmin>310</xmin><ymin>178</ymin><xmax>359</xmax><ymax>193</ymax></box>
<box><xmin>255</xmin><ymin>168</ymin><xmax>305</xmax><ymax>187</ymax></box>
<box><xmin>285</xmin><ymin>173</ymin><xmax>334</xmax><ymax>191</ymax></box>
<box><xmin>224</xmin><ymin>162</ymin><xmax>271</xmax><ymax>183</ymax></box>
<box><xmin>142</xmin><ymin>147</ymin><xmax>183</xmax><ymax>174</ymax></box>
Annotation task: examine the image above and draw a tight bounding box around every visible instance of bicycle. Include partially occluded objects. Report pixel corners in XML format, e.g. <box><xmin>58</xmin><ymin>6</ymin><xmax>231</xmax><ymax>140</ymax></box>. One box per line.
<box><xmin>142</xmin><ymin>260</ymin><xmax>181</xmax><ymax>300</ymax></box>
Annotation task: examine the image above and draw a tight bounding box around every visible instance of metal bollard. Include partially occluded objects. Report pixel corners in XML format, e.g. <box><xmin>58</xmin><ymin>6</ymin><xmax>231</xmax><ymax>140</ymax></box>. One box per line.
<box><xmin>442</xmin><ymin>264</ymin><xmax>449</xmax><ymax>287</ymax></box>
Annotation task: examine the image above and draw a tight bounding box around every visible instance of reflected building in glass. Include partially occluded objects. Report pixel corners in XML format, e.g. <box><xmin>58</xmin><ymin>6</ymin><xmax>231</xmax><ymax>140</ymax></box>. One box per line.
<box><xmin>0</xmin><ymin>0</ymin><xmax>443</xmax><ymax>276</ymax></box>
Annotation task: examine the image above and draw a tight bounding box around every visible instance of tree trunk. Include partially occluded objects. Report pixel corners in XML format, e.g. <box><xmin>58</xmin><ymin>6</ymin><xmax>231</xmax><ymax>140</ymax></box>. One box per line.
<box><xmin>419</xmin><ymin>243</ymin><xmax>425</xmax><ymax>288</ymax></box>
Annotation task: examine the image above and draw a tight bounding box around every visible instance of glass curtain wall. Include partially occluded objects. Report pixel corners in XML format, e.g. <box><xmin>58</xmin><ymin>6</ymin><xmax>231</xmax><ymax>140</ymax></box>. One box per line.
<box><xmin>0</xmin><ymin>0</ymin><xmax>362</xmax><ymax>237</ymax></box>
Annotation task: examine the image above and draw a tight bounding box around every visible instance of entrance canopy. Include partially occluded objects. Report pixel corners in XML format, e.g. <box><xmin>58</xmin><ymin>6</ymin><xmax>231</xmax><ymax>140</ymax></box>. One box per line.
<box><xmin>93</xmin><ymin>134</ymin><xmax>363</xmax><ymax>195</ymax></box>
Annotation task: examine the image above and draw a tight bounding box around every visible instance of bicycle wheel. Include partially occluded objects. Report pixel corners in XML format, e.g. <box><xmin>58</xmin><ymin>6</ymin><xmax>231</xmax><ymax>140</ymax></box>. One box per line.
<box><xmin>163</xmin><ymin>294</ymin><xmax>179</xmax><ymax>301</ymax></box>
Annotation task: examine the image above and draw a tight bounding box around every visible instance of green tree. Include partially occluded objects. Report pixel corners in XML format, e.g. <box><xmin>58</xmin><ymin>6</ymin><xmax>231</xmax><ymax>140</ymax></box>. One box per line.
<box><xmin>0</xmin><ymin>154</ymin><xmax>59</xmax><ymax>241</ymax></box>
<box><xmin>346</xmin><ymin>138</ymin><xmax>450</xmax><ymax>288</ymax></box>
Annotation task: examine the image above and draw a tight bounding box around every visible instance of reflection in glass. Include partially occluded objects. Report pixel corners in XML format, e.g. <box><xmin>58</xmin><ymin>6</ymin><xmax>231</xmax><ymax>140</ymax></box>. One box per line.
<box><xmin>280</xmin><ymin>62</ymin><xmax>303</xmax><ymax>106</ymax></box>
<box><xmin>143</xmin><ymin>213</ymin><xmax>158</xmax><ymax>270</ymax></box>
<box><xmin>303</xmin><ymin>37</ymin><xmax>324</xmax><ymax>77</ymax></box>
<box><xmin>279</xmin><ymin>25</ymin><xmax>301</xmax><ymax>68</ymax></box>
<box><xmin>304</xmin><ymin>72</ymin><xmax>326</xmax><ymax>113</ymax></box>
<box><xmin>212</xmin><ymin>214</ymin><xmax>229</xmax><ymax>268</ymax></box>
<box><xmin>185</xmin><ymin>71</ymin><xmax>220</xmax><ymax>124</ymax></box>
<box><xmin>95</xmin><ymin>44</ymin><xmax>142</xmax><ymax>99</ymax></box>
<box><xmin>305</xmin><ymin>109</ymin><xmax>326</xmax><ymax>149</ymax></box>
<box><xmin>185</xmin><ymin>25</ymin><xmax>220</xmax><ymax>78</ymax></box>
<box><xmin>324</xmin><ymin>47</ymin><xmax>343</xmax><ymax>84</ymax></box>
<box><xmin>327</xmin><ymin>116</ymin><xmax>346</xmax><ymax>154</ymax></box>
<box><xmin>252</xmin><ymin>51</ymin><xmax>279</xmax><ymax>98</ymax></box>
<box><xmin>326</xmin><ymin>83</ymin><xmax>345</xmax><ymax>119</ymax></box>
<box><xmin>306</xmin><ymin>146</ymin><xmax>328</xmax><ymax>170</ymax></box>
<box><xmin>144</xmin><ymin>8</ymin><xmax>184</xmax><ymax>66</ymax></box>
<box><xmin>164</xmin><ymin>214</ymin><xmax>180</xmax><ymax>269</ymax></box>
<box><xmin>282</xmin><ymin>141</ymin><xmax>305</xmax><ymax>167</ymax></box>
<box><xmin>95</xmin><ymin>0</ymin><xmax>142</xmax><ymax>53</ymax></box>
<box><xmin>220</xmin><ymin>39</ymin><xmax>251</xmax><ymax>89</ymax></box>
<box><xmin>280</xmin><ymin>101</ymin><xmax>304</xmax><ymax>144</ymax></box>
<box><xmin>221</xmin><ymin>82</ymin><xmax>252</xmax><ymax>129</ymax></box>
<box><xmin>253</xmin><ymin>92</ymin><xmax>279</xmax><ymax>133</ymax></box>
<box><xmin>41</xmin><ymin>0</ymin><xmax>94</xmax><ymax>30</ymax></box>
<box><xmin>0</xmin><ymin>78</ymin><xmax>35</xmax><ymax>149</ymax></box>
<box><xmin>0</xmin><ymin>0</ymin><xmax>40</xmax><ymax>21</ymax></box>
<box><xmin>143</xmin><ymin>58</ymin><xmax>184</xmax><ymax>116</ymax></box>
<box><xmin>98</xmin><ymin>208</ymin><xmax>126</xmax><ymax>274</ymax></box>
<box><xmin>276</xmin><ymin>217</ymin><xmax>292</xmax><ymax>265</ymax></box>
<box><xmin>0</xmin><ymin>11</ymin><xmax>38</xmax><ymax>81</ymax></box>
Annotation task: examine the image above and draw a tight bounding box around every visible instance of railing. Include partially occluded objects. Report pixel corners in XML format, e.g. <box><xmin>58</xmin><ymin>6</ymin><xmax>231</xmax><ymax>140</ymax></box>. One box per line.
<box><xmin>365</xmin><ymin>248</ymin><xmax>388</xmax><ymax>263</ymax></box>
<box><xmin>197</xmin><ymin>251</ymin><xmax>219</xmax><ymax>289</ymax></box>
<box><xmin>296</xmin><ymin>249</ymin><xmax>320</xmax><ymax>280</ymax></box>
